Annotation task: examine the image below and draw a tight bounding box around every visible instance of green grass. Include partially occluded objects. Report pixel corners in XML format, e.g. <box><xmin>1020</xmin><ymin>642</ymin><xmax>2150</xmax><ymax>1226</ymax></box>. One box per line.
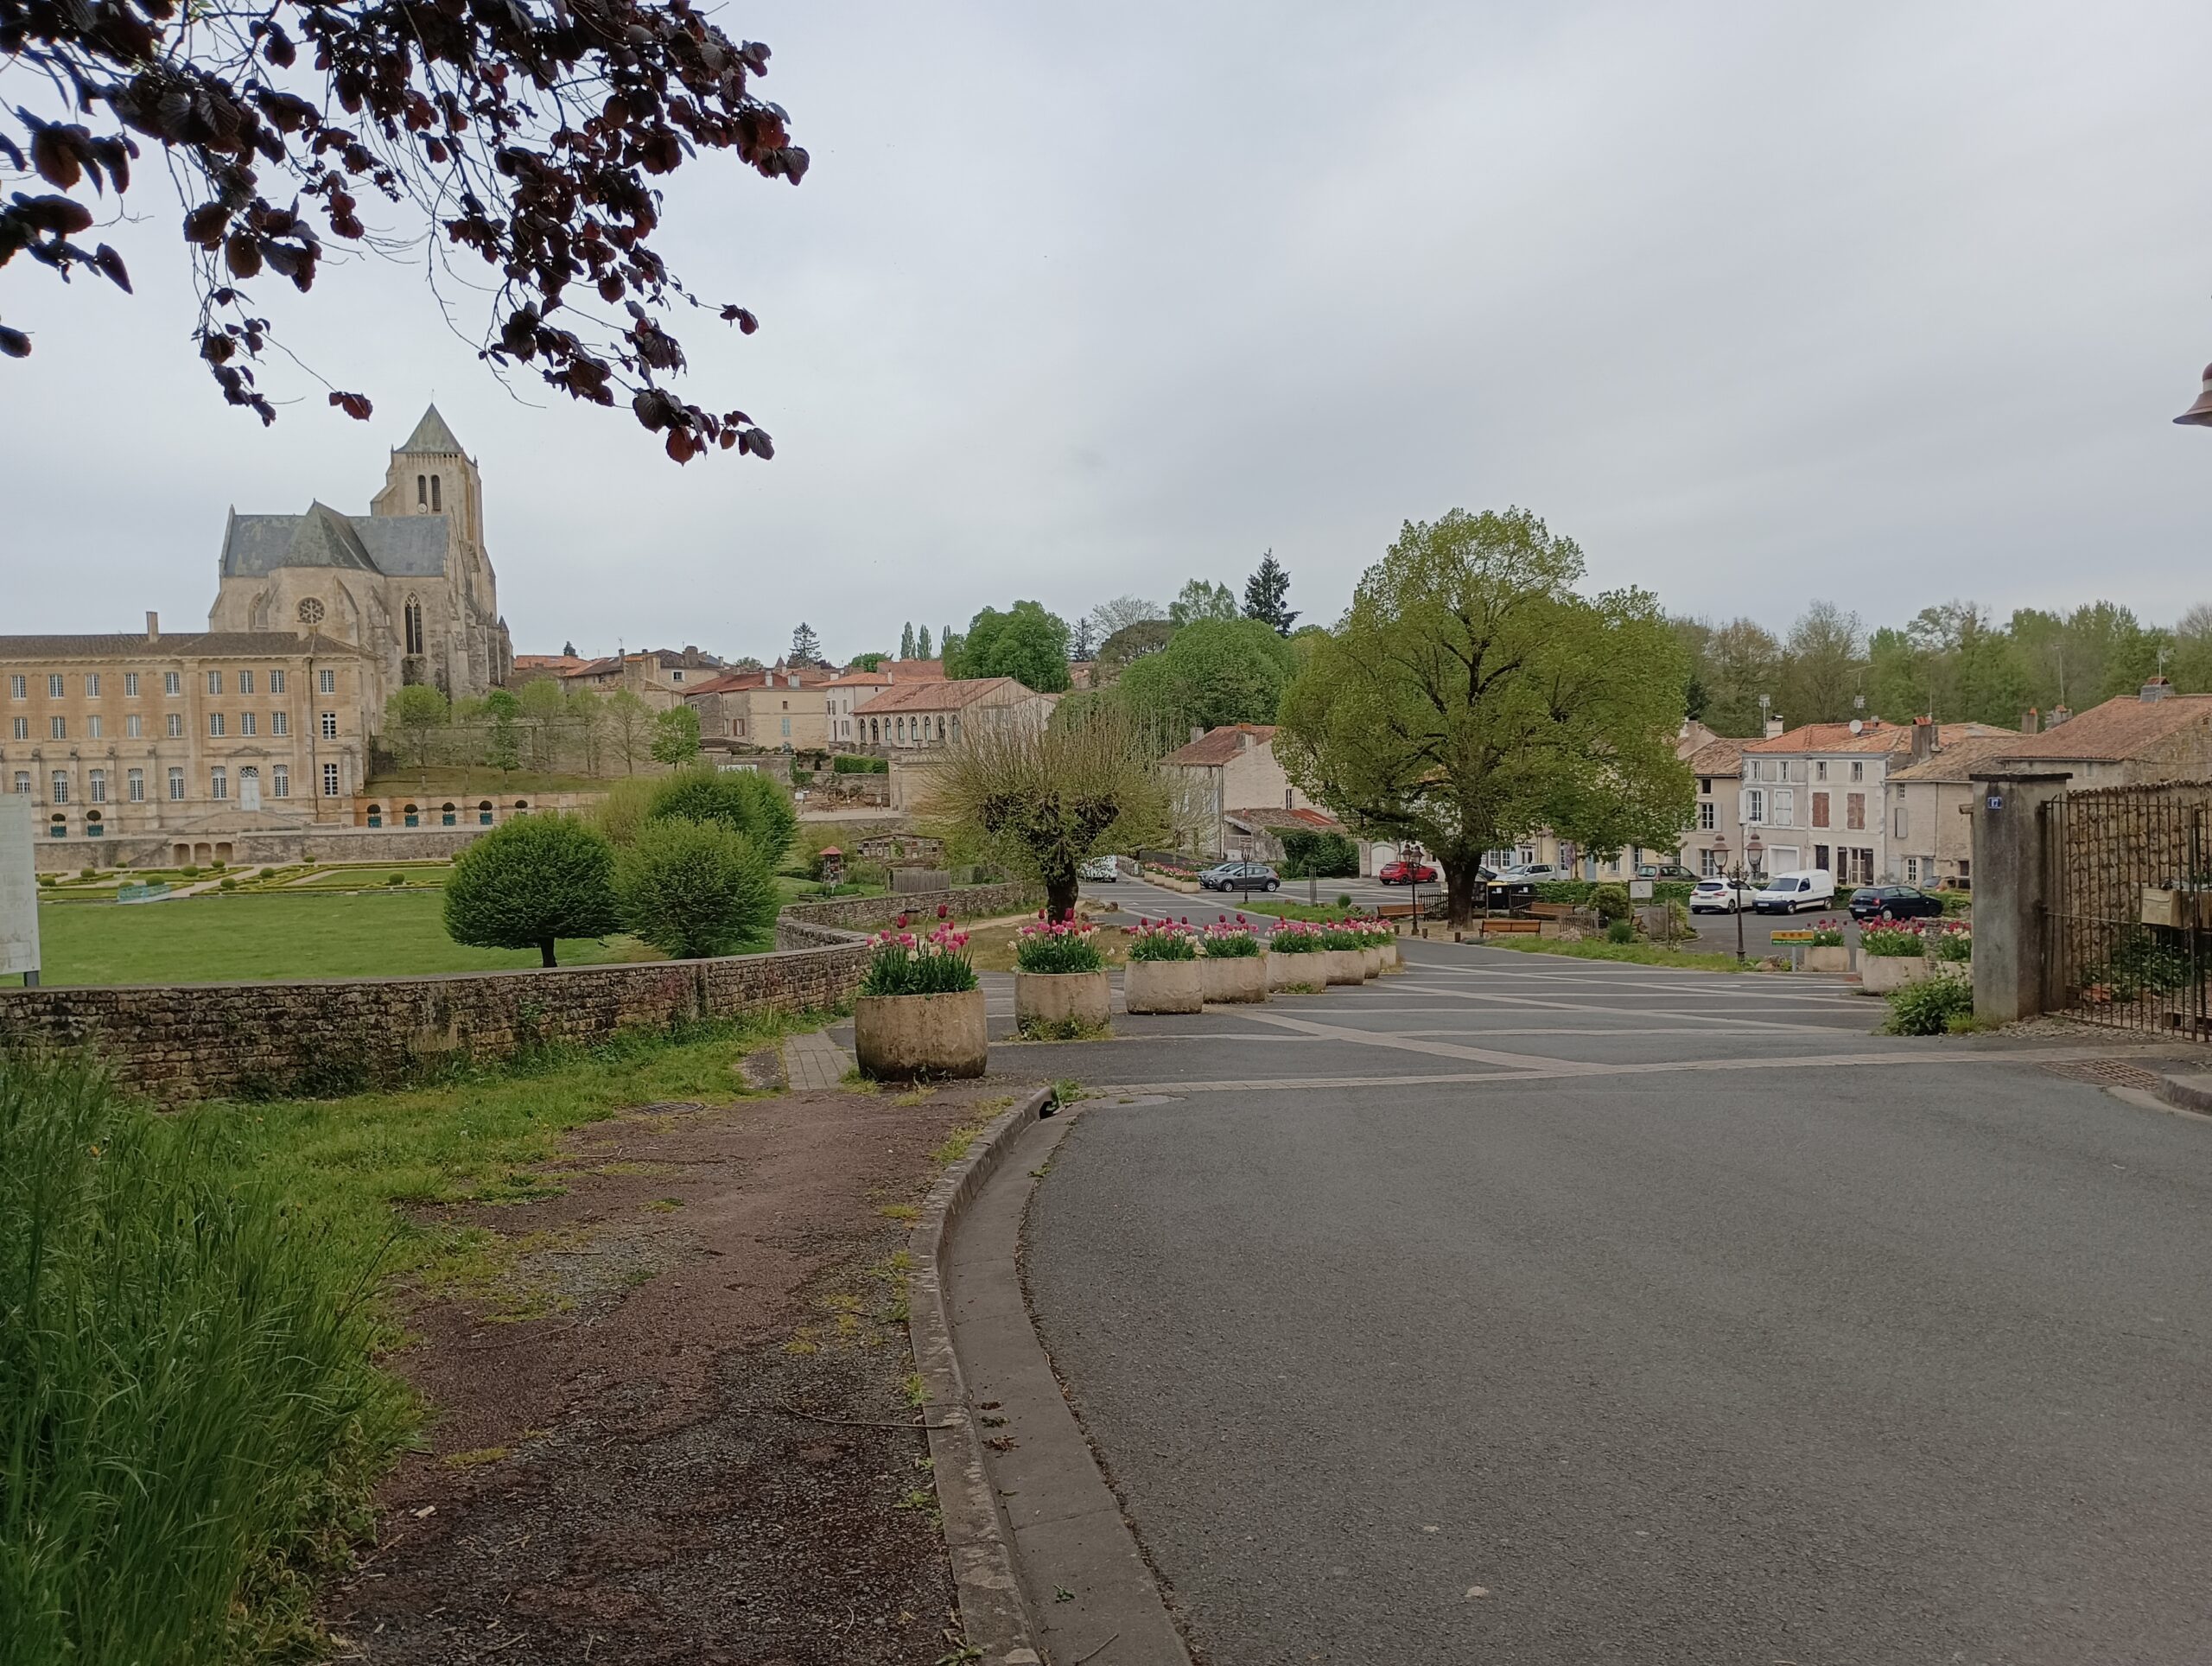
<box><xmin>2</xmin><ymin>1014</ymin><xmax>811</xmax><ymax>1666</ymax></box>
<box><xmin>33</xmin><ymin>891</ymin><xmax>660</xmax><ymax>986</ymax></box>
<box><xmin>1478</xmin><ymin>936</ymin><xmax>1751</xmax><ymax>972</ymax></box>
<box><xmin>285</xmin><ymin>862</ymin><xmax>454</xmax><ymax>891</ymax></box>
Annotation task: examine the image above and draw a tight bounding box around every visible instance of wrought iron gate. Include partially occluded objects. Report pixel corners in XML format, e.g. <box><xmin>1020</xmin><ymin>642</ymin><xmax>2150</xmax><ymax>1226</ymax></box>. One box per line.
<box><xmin>2044</xmin><ymin>783</ymin><xmax>2212</xmax><ymax>1037</ymax></box>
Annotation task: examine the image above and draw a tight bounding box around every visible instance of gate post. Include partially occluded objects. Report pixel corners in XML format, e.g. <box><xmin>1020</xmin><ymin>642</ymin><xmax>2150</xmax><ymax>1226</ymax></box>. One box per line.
<box><xmin>1967</xmin><ymin>770</ymin><xmax>2071</xmax><ymax>1024</ymax></box>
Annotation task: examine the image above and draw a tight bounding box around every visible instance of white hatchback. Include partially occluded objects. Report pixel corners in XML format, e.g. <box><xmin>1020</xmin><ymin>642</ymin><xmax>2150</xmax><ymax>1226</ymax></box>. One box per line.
<box><xmin>1688</xmin><ymin>877</ymin><xmax>1755</xmax><ymax>913</ymax></box>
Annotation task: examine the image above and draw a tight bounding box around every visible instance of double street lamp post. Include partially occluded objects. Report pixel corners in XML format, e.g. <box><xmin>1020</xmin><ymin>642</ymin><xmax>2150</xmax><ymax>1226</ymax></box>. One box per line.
<box><xmin>1710</xmin><ymin>827</ymin><xmax>1765</xmax><ymax>964</ymax></box>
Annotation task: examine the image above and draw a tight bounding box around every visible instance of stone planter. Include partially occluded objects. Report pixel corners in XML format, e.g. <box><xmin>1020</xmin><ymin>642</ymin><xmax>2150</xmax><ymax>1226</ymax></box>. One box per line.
<box><xmin>1360</xmin><ymin>945</ymin><xmax>1385</xmax><ymax>979</ymax></box>
<box><xmin>853</xmin><ymin>989</ymin><xmax>988</xmax><ymax>1080</ymax></box>
<box><xmin>1382</xmin><ymin>938</ymin><xmax>1406</xmax><ymax>972</ymax></box>
<box><xmin>1014</xmin><ymin>970</ymin><xmax>1111</xmax><ymax>1030</ymax></box>
<box><xmin>1324</xmin><ymin>949</ymin><xmax>1364</xmax><ymax>986</ymax></box>
<box><xmin>1268</xmin><ymin>950</ymin><xmax>1325</xmax><ymax>992</ymax></box>
<box><xmin>1802</xmin><ymin>944</ymin><xmax>1849</xmax><ymax>973</ymax></box>
<box><xmin>1125</xmin><ymin>957</ymin><xmax>1204</xmax><ymax>1014</ymax></box>
<box><xmin>1201</xmin><ymin>955</ymin><xmax>1268</xmax><ymax>1004</ymax></box>
<box><xmin>1858</xmin><ymin>953</ymin><xmax>1932</xmax><ymax>995</ymax></box>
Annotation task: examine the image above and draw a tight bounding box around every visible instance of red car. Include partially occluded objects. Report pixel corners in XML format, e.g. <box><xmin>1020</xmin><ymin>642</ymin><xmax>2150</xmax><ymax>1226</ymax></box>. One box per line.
<box><xmin>1378</xmin><ymin>860</ymin><xmax>1438</xmax><ymax>885</ymax></box>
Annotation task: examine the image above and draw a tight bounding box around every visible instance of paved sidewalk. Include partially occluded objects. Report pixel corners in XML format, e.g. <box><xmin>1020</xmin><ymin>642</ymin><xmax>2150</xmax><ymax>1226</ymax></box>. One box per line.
<box><xmin>782</xmin><ymin>1027</ymin><xmax>855</xmax><ymax>1091</ymax></box>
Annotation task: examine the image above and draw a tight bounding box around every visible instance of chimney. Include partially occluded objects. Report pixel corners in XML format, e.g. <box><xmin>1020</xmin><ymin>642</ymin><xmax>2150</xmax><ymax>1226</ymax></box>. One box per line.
<box><xmin>145</xmin><ymin>610</ymin><xmax>159</xmax><ymax>643</ymax></box>
<box><xmin>1911</xmin><ymin>715</ymin><xmax>1936</xmax><ymax>762</ymax></box>
<box><xmin>2141</xmin><ymin>677</ymin><xmax>2172</xmax><ymax>703</ymax></box>
<box><xmin>1238</xmin><ymin>729</ymin><xmax>1255</xmax><ymax>752</ymax></box>
<box><xmin>1764</xmin><ymin>714</ymin><xmax>1785</xmax><ymax>739</ymax></box>
<box><xmin>2048</xmin><ymin>703</ymin><xmax>2072</xmax><ymax>727</ymax></box>
<box><xmin>1191</xmin><ymin>726</ymin><xmax>1205</xmax><ymax>745</ymax></box>
<box><xmin>2019</xmin><ymin>707</ymin><xmax>2040</xmax><ymax>735</ymax></box>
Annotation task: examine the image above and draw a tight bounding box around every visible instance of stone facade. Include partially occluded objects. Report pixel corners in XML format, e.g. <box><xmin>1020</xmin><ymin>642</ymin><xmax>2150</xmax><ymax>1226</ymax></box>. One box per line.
<box><xmin>209</xmin><ymin>405</ymin><xmax>512</xmax><ymax>705</ymax></box>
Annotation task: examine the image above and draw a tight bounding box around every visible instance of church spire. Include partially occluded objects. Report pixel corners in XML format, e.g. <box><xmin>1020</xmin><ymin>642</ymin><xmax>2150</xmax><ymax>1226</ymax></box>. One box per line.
<box><xmin>397</xmin><ymin>404</ymin><xmax>463</xmax><ymax>455</ymax></box>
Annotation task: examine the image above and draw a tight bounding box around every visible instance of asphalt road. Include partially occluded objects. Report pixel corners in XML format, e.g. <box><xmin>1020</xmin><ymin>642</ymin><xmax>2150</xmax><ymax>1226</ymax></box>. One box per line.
<box><xmin>1019</xmin><ymin>886</ymin><xmax>2212</xmax><ymax>1664</ymax></box>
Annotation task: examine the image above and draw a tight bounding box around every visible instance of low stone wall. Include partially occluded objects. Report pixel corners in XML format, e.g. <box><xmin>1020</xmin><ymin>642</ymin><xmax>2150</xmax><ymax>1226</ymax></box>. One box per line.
<box><xmin>779</xmin><ymin>881</ymin><xmax>1037</xmax><ymax>934</ymax></box>
<box><xmin>36</xmin><ymin>823</ymin><xmax>495</xmax><ymax>873</ymax></box>
<box><xmin>0</xmin><ymin>944</ymin><xmax>870</xmax><ymax>1102</ymax></box>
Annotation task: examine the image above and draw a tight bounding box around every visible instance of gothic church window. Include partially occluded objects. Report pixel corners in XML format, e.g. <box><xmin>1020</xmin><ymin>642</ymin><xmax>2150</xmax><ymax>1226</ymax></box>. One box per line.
<box><xmin>297</xmin><ymin>597</ymin><xmax>325</xmax><ymax>626</ymax></box>
<box><xmin>405</xmin><ymin>598</ymin><xmax>424</xmax><ymax>656</ymax></box>
<box><xmin>416</xmin><ymin>474</ymin><xmax>427</xmax><ymax>506</ymax></box>
<box><xmin>430</xmin><ymin>475</ymin><xmax>442</xmax><ymax>512</ymax></box>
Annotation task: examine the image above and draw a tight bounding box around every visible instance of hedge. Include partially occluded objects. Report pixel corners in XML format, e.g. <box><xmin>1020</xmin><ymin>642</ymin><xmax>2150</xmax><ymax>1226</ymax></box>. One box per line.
<box><xmin>831</xmin><ymin>754</ymin><xmax>889</xmax><ymax>774</ymax></box>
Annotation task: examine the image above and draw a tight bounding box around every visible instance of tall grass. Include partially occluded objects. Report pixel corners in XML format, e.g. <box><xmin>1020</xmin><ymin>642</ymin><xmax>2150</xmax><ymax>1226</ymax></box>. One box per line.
<box><xmin>0</xmin><ymin>1054</ymin><xmax>412</xmax><ymax>1666</ymax></box>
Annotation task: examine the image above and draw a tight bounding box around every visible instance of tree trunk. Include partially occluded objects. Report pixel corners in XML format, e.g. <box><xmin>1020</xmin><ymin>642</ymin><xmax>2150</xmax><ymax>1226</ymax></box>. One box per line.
<box><xmin>1044</xmin><ymin>872</ymin><xmax>1080</xmax><ymax>922</ymax></box>
<box><xmin>1444</xmin><ymin>861</ymin><xmax>1480</xmax><ymax>930</ymax></box>
<box><xmin>539</xmin><ymin>938</ymin><xmax>557</xmax><ymax>967</ymax></box>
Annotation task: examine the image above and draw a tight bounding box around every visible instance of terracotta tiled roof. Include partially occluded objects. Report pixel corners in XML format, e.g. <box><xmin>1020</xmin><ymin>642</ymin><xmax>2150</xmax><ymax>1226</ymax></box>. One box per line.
<box><xmin>1162</xmin><ymin>723</ymin><xmax>1278</xmax><ymax>766</ymax></box>
<box><xmin>1228</xmin><ymin>805</ymin><xmax>1344</xmax><ymax>833</ymax></box>
<box><xmin>823</xmin><ymin>671</ymin><xmax>893</xmax><ymax>688</ymax></box>
<box><xmin>854</xmin><ymin>677</ymin><xmax>1032</xmax><ymax>715</ymax></box>
<box><xmin>884</xmin><ymin>658</ymin><xmax>946</xmax><ymax>681</ymax></box>
<box><xmin>1986</xmin><ymin>691</ymin><xmax>2212</xmax><ymax>764</ymax></box>
<box><xmin>1685</xmin><ymin>737</ymin><xmax>1746</xmax><ymax>775</ymax></box>
<box><xmin>1743</xmin><ymin>720</ymin><xmax>2010</xmax><ymax>755</ymax></box>
<box><xmin>1887</xmin><ymin>733</ymin><xmax>2033</xmax><ymax>785</ymax></box>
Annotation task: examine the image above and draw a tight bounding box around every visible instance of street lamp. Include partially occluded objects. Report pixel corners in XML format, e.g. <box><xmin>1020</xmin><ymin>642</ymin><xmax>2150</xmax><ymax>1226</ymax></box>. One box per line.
<box><xmin>2174</xmin><ymin>362</ymin><xmax>2212</xmax><ymax>425</ymax></box>
<box><xmin>1713</xmin><ymin>826</ymin><xmax>1765</xmax><ymax>963</ymax></box>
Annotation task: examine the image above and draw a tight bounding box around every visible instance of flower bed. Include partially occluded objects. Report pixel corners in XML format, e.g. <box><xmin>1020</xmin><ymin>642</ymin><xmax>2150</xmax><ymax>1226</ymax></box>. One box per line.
<box><xmin>1809</xmin><ymin>919</ymin><xmax>1847</xmax><ymax>948</ymax></box>
<box><xmin>1125</xmin><ymin>920</ymin><xmax>1200</xmax><ymax>961</ymax></box>
<box><xmin>855</xmin><ymin>923</ymin><xmax>987</xmax><ymax>1078</ymax></box>
<box><xmin>1859</xmin><ymin>921</ymin><xmax>1929</xmax><ymax>958</ymax></box>
<box><xmin>1014</xmin><ymin>917</ymin><xmax>1104</xmax><ymax>975</ymax></box>
<box><xmin>858</xmin><ymin>925</ymin><xmax>977</xmax><ymax>996</ymax></box>
<box><xmin>1200</xmin><ymin>916</ymin><xmax>1263</xmax><ymax>957</ymax></box>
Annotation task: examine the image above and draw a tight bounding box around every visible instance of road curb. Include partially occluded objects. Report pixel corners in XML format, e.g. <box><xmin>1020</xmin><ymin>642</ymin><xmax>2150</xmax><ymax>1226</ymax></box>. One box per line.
<box><xmin>909</xmin><ymin>1085</ymin><xmax>1056</xmax><ymax>1666</ymax></box>
<box><xmin>2154</xmin><ymin>1070</ymin><xmax>2212</xmax><ymax>1116</ymax></box>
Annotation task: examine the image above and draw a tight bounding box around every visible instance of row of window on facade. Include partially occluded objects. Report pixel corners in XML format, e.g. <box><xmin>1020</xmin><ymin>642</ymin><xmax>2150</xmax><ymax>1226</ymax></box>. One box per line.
<box><xmin>872</xmin><ymin>714</ymin><xmax>952</xmax><ymax>745</ymax></box>
<box><xmin>20</xmin><ymin>760</ymin><xmax>343</xmax><ymax>818</ymax></box>
<box><xmin>1733</xmin><ymin>788</ymin><xmax>1875</xmax><ymax>831</ymax></box>
<box><xmin>11</xmin><ymin>710</ymin><xmax>340</xmax><ymax>741</ymax></box>
<box><xmin>1742</xmin><ymin>758</ymin><xmax>1867</xmax><ymax>784</ymax></box>
<box><xmin>9</xmin><ymin>669</ymin><xmax>339</xmax><ymax>698</ymax></box>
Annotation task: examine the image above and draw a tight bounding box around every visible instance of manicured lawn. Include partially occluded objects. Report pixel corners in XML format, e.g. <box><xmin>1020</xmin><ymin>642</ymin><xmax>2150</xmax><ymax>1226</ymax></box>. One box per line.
<box><xmin>1478</xmin><ymin>935</ymin><xmax>1752</xmax><ymax>972</ymax></box>
<box><xmin>33</xmin><ymin>891</ymin><xmax>658</xmax><ymax>986</ymax></box>
<box><xmin>286</xmin><ymin>862</ymin><xmax>454</xmax><ymax>890</ymax></box>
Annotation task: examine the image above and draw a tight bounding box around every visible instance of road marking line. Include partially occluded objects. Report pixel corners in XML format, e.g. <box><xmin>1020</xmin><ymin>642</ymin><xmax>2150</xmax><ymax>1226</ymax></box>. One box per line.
<box><xmin>1230</xmin><ymin>1009</ymin><xmax>1614</xmax><ymax>1073</ymax></box>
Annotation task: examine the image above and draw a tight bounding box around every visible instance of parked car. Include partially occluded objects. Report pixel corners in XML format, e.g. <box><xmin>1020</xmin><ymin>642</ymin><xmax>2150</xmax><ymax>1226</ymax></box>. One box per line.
<box><xmin>1197</xmin><ymin>861</ymin><xmax>1281</xmax><ymax>893</ymax></box>
<box><xmin>1636</xmin><ymin>862</ymin><xmax>1697</xmax><ymax>882</ymax></box>
<box><xmin>1377</xmin><ymin>859</ymin><xmax>1439</xmax><ymax>885</ymax></box>
<box><xmin>1752</xmin><ymin>869</ymin><xmax>1837</xmax><ymax>914</ymax></box>
<box><xmin>1078</xmin><ymin>855</ymin><xmax>1122</xmax><ymax>883</ymax></box>
<box><xmin>1688</xmin><ymin>877</ymin><xmax>1757</xmax><ymax>913</ymax></box>
<box><xmin>1847</xmin><ymin>883</ymin><xmax>1944</xmax><ymax>922</ymax></box>
<box><xmin>1493</xmin><ymin>862</ymin><xmax>1560</xmax><ymax>882</ymax></box>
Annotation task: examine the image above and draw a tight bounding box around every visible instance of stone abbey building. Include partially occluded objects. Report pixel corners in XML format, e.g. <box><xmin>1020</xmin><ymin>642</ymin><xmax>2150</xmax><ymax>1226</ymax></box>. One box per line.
<box><xmin>1</xmin><ymin>407</ymin><xmax>513</xmax><ymax>867</ymax></box>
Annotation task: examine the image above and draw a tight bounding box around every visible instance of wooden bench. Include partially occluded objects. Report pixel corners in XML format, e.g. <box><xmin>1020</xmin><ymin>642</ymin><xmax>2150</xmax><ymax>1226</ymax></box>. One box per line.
<box><xmin>1479</xmin><ymin>918</ymin><xmax>1543</xmax><ymax>936</ymax></box>
<box><xmin>1529</xmin><ymin>901</ymin><xmax>1575</xmax><ymax>920</ymax></box>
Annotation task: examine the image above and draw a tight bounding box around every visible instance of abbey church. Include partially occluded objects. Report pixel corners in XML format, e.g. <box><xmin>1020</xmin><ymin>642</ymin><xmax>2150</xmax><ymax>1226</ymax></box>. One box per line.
<box><xmin>209</xmin><ymin>405</ymin><xmax>512</xmax><ymax>704</ymax></box>
<box><xmin>1</xmin><ymin>405</ymin><xmax>517</xmax><ymax>864</ymax></box>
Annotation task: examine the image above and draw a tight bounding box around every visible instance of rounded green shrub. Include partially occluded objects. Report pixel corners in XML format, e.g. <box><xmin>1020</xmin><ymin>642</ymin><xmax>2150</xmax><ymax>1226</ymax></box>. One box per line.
<box><xmin>1605</xmin><ymin>917</ymin><xmax>1636</xmax><ymax>944</ymax></box>
<box><xmin>443</xmin><ymin>813</ymin><xmax>620</xmax><ymax>967</ymax></box>
<box><xmin>385</xmin><ymin>873</ymin><xmax>406</xmax><ymax>887</ymax></box>
<box><xmin>1592</xmin><ymin>882</ymin><xmax>1631</xmax><ymax>922</ymax></box>
<box><xmin>218</xmin><ymin>878</ymin><xmax>236</xmax><ymax>892</ymax></box>
<box><xmin>614</xmin><ymin>817</ymin><xmax>778</xmax><ymax>960</ymax></box>
<box><xmin>1883</xmin><ymin>970</ymin><xmax>1974</xmax><ymax>1034</ymax></box>
<box><xmin>644</xmin><ymin>767</ymin><xmax>798</xmax><ymax>866</ymax></box>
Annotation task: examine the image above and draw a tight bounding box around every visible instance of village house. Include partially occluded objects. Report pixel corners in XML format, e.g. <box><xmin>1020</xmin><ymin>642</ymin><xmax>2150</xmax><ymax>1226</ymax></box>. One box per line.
<box><xmin>1160</xmin><ymin>724</ymin><xmax>1323</xmax><ymax>857</ymax></box>
<box><xmin>559</xmin><ymin>645</ymin><xmax>722</xmax><ymax>712</ymax></box>
<box><xmin>1738</xmin><ymin>715</ymin><xmax>2013</xmax><ymax>885</ymax></box>
<box><xmin>1885</xmin><ymin>730</ymin><xmax>2023</xmax><ymax>889</ymax></box>
<box><xmin>822</xmin><ymin>669</ymin><xmax>892</xmax><ymax>747</ymax></box>
<box><xmin>1678</xmin><ymin>734</ymin><xmax>1748</xmax><ymax>877</ymax></box>
<box><xmin>1979</xmin><ymin>680</ymin><xmax>2212</xmax><ymax>787</ymax></box>
<box><xmin>850</xmin><ymin>677</ymin><xmax>1053</xmax><ymax>751</ymax></box>
<box><xmin>683</xmin><ymin>664</ymin><xmax>834</xmax><ymax>751</ymax></box>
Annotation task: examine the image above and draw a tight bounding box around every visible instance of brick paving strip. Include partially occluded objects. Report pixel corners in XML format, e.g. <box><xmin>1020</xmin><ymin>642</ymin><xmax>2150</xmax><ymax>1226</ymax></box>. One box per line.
<box><xmin>782</xmin><ymin>1027</ymin><xmax>855</xmax><ymax>1090</ymax></box>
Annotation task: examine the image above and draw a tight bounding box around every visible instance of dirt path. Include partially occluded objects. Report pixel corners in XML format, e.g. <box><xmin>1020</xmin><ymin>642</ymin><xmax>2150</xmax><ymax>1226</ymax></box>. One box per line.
<box><xmin>323</xmin><ymin>1077</ymin><xmax>1034</xmax><ymax>1664</ymax></box>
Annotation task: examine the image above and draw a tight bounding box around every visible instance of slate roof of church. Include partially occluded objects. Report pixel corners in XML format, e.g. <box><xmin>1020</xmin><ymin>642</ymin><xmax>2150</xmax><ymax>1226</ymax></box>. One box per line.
<box><xmin>220</xmin><ymin>504</ymin><xmax>450</xmax><ymax>580</ymax></box>
<box><xmin>397</xmin><ymin>404</ymin><xmax>466</xmax><ymax>455</ymax></box>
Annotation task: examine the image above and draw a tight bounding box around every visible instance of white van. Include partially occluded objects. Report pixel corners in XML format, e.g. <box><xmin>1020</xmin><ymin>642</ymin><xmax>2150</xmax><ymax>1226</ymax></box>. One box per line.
<box><xmin>1751</xmin><ymin>869</ymin><xmax>1835</xmax><ymax>914</ymax></box>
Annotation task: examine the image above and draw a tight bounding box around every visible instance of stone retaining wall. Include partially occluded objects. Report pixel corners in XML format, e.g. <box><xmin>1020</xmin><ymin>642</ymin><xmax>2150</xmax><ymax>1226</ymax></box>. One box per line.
<box><xmin>779</xmin><ymin>881</ymin><xmax>1037</xmax><ymax>934</ymax></box>
<box><xmin>0</xmin><ymin>944</ymin><xmax>871</xmax><ymax>1102</ymax></box>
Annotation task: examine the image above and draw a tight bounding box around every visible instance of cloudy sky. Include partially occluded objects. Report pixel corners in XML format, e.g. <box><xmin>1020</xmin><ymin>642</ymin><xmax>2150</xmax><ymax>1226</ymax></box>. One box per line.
<box><xmin>7</xmin><ymin>1</ymin><xmax>2211</xmax><ymax>661</ymax></box>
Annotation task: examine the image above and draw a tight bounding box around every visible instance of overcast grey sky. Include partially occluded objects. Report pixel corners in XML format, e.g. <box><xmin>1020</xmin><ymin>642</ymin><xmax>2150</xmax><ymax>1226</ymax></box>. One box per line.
<box><xmin>6</xmin><ymin>1</ymin><xmax>2211</xmax><ymax>660</ymax></box>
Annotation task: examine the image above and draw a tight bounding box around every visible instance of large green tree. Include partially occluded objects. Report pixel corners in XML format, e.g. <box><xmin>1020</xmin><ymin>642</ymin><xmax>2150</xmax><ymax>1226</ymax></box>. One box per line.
<box><xmin>1168</xmin><ymin>579</ymin><xmax>1239</xmax><ymax>626</ymax></box>
<box><xmin>1116</xmin><ymin>617</ymin><xmax>1297</xmax><ymax>745</ymax></box>
<box><xmin>1242</xmin><ymin>552</ymin><xmax>1299</xmax><ymax>635</ymax></box>
<box><xmin>1275</xmin><ymin>508</ymin><xmax>1691</xmax><ymax>926</ymax></box>
<box><xmin>614</xmin><ymin>818</ymin><xmax>778</xmax><ymax>958</ymax></box>
<box><xmin>947</xmin><ymin>601</ymin><xmax>1073</xmax><ymax>691</ymax></box>
<box><xmin>383</xmin><ymin>685</ymin><xmax>449</xmax><ymax>789</ymax></box>
<box><xmin>1773</xmin><ymin>601</ymin><xmax>1866</xmax><ymax>727</ymax></box>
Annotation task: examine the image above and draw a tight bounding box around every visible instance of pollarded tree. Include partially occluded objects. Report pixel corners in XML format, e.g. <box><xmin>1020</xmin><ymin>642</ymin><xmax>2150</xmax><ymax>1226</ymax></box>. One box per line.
<box><xmin>929</xmin><ymin>707</ymin><xmax>1170</xmax><ymax>920</ymax></box>
<box><xmin>1275</xmin><ymin>507</ymin><xmax>1692</xmax><ymax>928</ymax></box>
<box><xmin>605</xmin><ymin>691</ymin><xmax>654</xmax><ymax>774</ymax></box>
<box><xmin>645</xmin><ymin>766</ymin><xmax>798</xmax><ymax>865</ymax></box>
<box><xmin>517</xmin><ymin>677</ymin><xmax>571</xmax><ymax>772</ymax></box>
<box><xmin>614</xmin><ymin>817</ymin><xmax>778</xmax><ymax>958</ymax></box>
<box><xmin>3</xmin><ymin>0</ymin><xmax>804</xmax><ymax>460</ymax></box>
<box><xmin>443</xmin><ymin>814</ymin><xmax>620</xmax><ymax>967</ymax></box>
